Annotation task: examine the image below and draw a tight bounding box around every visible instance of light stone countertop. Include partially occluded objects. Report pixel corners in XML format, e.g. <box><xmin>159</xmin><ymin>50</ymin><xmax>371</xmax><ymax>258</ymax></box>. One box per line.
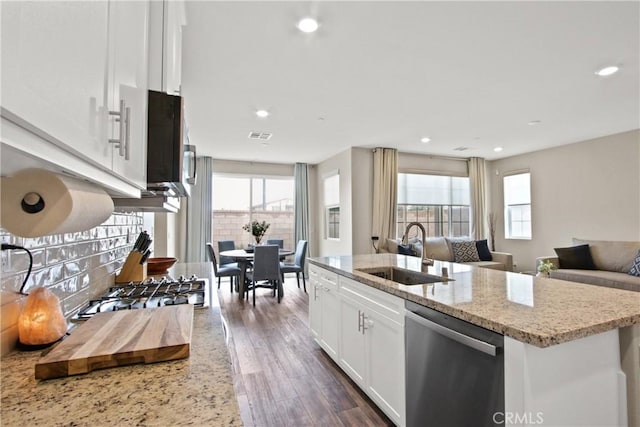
<box><xmin>309</xmin><ymin>253</ymin><xmax>640</xmax><ymax>348</ymax></box>
<box><xmin>1</xmin><ymin>263</ymin><xmax>241</xmax><ymax>426</ymax></box>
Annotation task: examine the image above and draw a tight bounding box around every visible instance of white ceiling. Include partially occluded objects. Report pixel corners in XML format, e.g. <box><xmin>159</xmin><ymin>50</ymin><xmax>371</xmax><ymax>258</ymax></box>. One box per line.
<box><xmin>181</xmin><ymin>1</ymin><xmax>639</xmax><ymax>165</ymax></box>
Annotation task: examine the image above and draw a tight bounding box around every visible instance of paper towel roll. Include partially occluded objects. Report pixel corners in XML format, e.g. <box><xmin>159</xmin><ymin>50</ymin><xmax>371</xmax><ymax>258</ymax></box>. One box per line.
<box><xmin>1</xmin><ymin>169</ymin><xmax>114</xmax><ymax>237</ymax></box>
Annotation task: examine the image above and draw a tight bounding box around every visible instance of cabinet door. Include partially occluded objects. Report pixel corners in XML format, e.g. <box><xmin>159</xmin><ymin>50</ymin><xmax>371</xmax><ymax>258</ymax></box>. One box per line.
<box><xmin>365</xmin><ymin>310</ymin><xmax>405</xmax><ymax>425</ymax></box>
<box><xmin>319</xmin><ymin>283</ymin><xmax>340</xmax><ymax>359</ymax></box>
<box><xmin>1</xmin><ymin>1</ymin><xmax>111</xmax><ymax>169</ymax></box>
<box><xmin>108</xmin><ymin>0</ymin><xmax>149</xmax><ymax>188</ymax></box>
<box><xmin>339</xmin><ymin>294</ymin><xmax>367</xmax><ymax>386</ymax></box>
<box><xmin>308</xmin><ymin>276</ymin><xmax>322</xmax><ymax>340</ymax></box>
<box><xmin>163</xmin><ymin>0</ymin><xmax>186</xmax><ymax>95</ymax></box>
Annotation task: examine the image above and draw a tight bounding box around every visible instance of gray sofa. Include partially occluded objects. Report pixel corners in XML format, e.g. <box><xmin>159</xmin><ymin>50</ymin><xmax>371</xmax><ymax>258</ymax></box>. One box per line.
<box><xmin>383</xmin><ymin>236</ymin><xmax>513</xmax><ymax>271</ymax></box>
<box><xmin>536</xmin><ymin>238</ymin><xmax>640</xmax><ymax>292</ymax></box>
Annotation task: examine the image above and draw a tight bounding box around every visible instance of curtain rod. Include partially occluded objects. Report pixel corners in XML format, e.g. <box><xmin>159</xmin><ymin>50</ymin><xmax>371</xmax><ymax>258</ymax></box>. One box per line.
<box><xmin>373</xmin><ymin>148</ymin><xmax>470</xmax><ymax>162</ymax></box>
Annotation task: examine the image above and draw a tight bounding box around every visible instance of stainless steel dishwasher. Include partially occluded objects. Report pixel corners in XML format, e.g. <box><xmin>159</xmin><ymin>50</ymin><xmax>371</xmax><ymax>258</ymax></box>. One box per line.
<box><xmin>405</xmin><ymin>301</ymin><xmax>504</xmax><ymax>427</ymax></box>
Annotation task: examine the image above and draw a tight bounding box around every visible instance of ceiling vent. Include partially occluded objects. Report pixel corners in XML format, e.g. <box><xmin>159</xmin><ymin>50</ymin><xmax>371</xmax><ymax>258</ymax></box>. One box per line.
<box><xmin>248</xmin><ymin>131</ymin><xmax>272</xmax><ymax>140</ymax></box>
<box><xmin>453</xmin><ymin>146</ymin><xmax>469</xmax><ymax>151</ymax></box>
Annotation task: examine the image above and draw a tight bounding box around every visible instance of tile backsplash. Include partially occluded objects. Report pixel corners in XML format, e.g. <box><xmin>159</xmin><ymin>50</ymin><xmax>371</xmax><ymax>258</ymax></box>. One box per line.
<box><xmin>0</xmin><ymin>212</ymin><xmax>143</xmax><ymax>356</ymax></box>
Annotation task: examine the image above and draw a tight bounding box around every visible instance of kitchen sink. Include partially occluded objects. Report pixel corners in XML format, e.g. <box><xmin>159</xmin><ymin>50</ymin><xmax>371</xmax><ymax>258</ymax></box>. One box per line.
<box><xmin>355</xmin><ymin>266</ymin><xmax>451</xmax><ymax>285</ymax></box>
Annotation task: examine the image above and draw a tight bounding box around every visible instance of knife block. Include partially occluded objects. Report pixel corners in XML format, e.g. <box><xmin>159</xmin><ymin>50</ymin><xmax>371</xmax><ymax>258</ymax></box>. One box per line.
<box><xmin>115</xmin><ymin>251</ymin><xmax>147</xmax><ymax>283</ymax></box>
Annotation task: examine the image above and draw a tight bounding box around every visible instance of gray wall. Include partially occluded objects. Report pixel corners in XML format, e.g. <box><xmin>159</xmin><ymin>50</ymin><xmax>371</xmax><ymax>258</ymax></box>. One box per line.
<box><xmin>488</xmin><ymin>129</ymin><xmax>640</xmax><ymax>272</ymax></box>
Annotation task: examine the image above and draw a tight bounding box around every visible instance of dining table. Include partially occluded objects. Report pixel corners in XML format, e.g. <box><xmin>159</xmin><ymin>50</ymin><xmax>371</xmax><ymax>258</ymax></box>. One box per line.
<box><xmin>219</xmin><ymin>248</ymin><xmax>294</xmax><ymax>299</ymax></box>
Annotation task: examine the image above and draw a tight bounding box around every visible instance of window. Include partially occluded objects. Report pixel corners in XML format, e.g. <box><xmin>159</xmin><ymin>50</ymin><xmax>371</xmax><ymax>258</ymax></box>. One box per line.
<box><xmin>503</xmin><ymin>172</ymin><xmax>531</xmax><ymax>239</ymax></box>
<box><xmin>212</xmin><ymin>175</ymin><xmax>294</xmax><ymax>248</ymax></box>
<box><xmin>397</xmin><ymin>173</ymin><xmax>470</xmax><ymax>239</ymax></box>
<box><xmin>324</xmin><ymin>174</ymin><xmax>340</xmax><ymax>239</ymax></box>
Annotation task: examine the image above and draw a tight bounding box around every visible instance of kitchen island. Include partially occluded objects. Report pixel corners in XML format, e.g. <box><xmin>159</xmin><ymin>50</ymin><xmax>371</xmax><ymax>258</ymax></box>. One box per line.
<box><xmin>309</xmin><ymin>253</ymin><xmax>640</xmax><ymax>427</ymax></box>
<box><xmin>1</xmin><ymin>263</ymin><xmax>241</xmax><ymax>426</ymax></box>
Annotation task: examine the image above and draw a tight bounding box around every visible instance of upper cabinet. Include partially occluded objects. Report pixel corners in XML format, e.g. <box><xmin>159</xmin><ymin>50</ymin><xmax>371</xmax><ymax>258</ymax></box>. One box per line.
<box><xmin>1</xmin><ymin>1</ymin><xmax>111</xmax><ymax>169</ymax></box>
<box><xmin>0</xmin><ymin>1</ymin><xmax>150</xmax><ymax>197</ymax></box>
<box><xmin>108</xmin><ymin>0</ymin><xmax>149</xmax><ymax>189</ymax></box>
<box><xmin>148</xmin><ymin>0</ymin><xmax>186</xmax><ymax>94</ymax></box>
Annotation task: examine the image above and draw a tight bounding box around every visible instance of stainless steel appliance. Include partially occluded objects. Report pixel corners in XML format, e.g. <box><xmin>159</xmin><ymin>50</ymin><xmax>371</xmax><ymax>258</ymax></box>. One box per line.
<box><xmin>74</xmin><ymin>276</ymin><xmax>208</xmax><ymax>321</ymax></box>
<box><xmin>113</xmin><ymin>90</ymin><xmax>196</xmax><ymax>213</ymax></box>
<box><xmin>405</xmin><ymin>300</ymin><xmax>504</xmax><ymax>427</ymax></box>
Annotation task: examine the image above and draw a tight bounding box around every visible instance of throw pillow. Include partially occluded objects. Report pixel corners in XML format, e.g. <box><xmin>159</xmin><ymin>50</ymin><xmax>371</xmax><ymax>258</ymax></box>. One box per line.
<box><xmin>629</xmin><ymin>250</ymin><xmax>640</xmax><ymax>277</ymax></box>
<box><xmin>451</xmin><ymin>240</ymin><xmax>480</xmax><ymax>262</ymax></box>
<box><xmin>553</xmin><ymin>244</ymin><xmax>597</xmax><ymax>270</ymax></box>
<box><xmin>475</xmin><ymin>239</ymin><xmax>493</xmax><ymax>261</ymax></box>
<box><xmin>397</xmin><ymin>244</ymin><xmax>414</xmax><ymax>256</ymax></box>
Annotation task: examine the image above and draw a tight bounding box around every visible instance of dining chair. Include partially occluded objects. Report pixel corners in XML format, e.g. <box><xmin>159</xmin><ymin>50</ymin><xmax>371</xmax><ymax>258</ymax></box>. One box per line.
<box><xmin>206</xmin><ymin>243</ymin><xmax>241</xmax><ymax>292</ymax></box>
<box><xmin>265</xmin><ymin>239</ymin><xmax>284</xmax><ymax>249</ymax></box>
<box><xmin>218</xmin><ymin>240</ymin><xmax>238</xmax><ymax>268</ymax></box>
<box><xmin>245</xmin><ymin>245</ymin><xmax>282</xmax><ymax>306</ymax></box>
<box><xmin>280</xmin><ymin>240</ymin><xmax>308</xmax><ymax>292</ymax></box>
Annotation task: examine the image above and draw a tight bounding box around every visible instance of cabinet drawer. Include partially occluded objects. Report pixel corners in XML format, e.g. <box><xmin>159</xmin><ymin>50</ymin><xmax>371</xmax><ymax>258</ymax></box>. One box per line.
<box><xmin>310</xmin><ymin>264</ymin><xmax>339</xmax><ymax>290</ymax></box>
<box><xmin>339</xmin><ymin>276</ymin><xmax>404</xmax><ymax>325</ymax></box>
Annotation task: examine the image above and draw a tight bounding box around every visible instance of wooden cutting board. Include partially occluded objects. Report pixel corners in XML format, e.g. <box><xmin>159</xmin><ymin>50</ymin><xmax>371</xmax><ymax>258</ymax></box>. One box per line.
<box><xmin>35</xmin><ymin>304</ymin><xmax>194</xmax><ymax>380</ymax></box>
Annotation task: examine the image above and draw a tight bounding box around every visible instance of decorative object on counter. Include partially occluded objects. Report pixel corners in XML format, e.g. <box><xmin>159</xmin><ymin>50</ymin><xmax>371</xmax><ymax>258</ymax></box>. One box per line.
<box><xmin>115</xmin><ymin>231</ymin><xmax>152</xmax><ymax>283</ymax></box>
<box><xmin>0</xmin><ymin>168</ymin><xmax>113</xmax><ymax>238</ymax></box>
<box><xmin>242</xmin><ymin>220</ymin><xmax>270</xmax><ymax>244</ymax></box>
<box><xmin>18</xmin><ymin>287</ymin><xmax>67</xmax><ymax>348</ymax></box>
<box><xmin>36</xmin><ymin>305</ymin><xmax>194</xmax><ymax>380</ymax></box>
<box><xmin>537</xmin><ymin>259</ymin><xmax>557</xmax><ymax>277</ymax></box>
<box><xmin>146</xmin><ymin>257</ymin><xmax>178</xmax><ymax>274</ymax></box>
<box><xmin>1</xmin><ymin>243</ymin><xmax>66</xmax><ymax>348</ymax></box>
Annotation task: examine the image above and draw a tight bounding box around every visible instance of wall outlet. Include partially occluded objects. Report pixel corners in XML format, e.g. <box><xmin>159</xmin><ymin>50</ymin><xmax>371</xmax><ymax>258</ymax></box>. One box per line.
<box><xmin>371</xmin><ymin>236</ymin><xmax>379</xmax><ymax>241</ymax></box>
<box><xmin>1</xmin><ymin>251</ymin><xmax>10</xmax><ymax>272</ymax></box>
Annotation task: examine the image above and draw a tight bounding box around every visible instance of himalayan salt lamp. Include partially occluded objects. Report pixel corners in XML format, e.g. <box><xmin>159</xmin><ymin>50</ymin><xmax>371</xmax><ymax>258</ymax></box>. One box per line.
<box><xmin>18</xmin><ymin>287</ymin><xmax>67</xmax><ymax>346</ymax></box>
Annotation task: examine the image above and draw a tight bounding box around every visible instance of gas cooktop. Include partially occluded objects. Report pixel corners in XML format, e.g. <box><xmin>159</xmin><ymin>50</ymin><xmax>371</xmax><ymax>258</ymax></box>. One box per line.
<box><xmin>74</xmin><ymin>275</ymin><xmax>208</xmax><ymax>321</ymax></box>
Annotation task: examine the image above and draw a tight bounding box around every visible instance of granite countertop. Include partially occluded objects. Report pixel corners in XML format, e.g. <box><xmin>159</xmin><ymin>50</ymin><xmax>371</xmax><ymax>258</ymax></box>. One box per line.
<box><xmin>1</xmin><ymin>263</ymin><xmax>241</xmax><ymax>426</ymax></box>
<box><xmin>309</xmin><ymin>254</ymin><xmax>640</xmax><ymax>348</ymax></box>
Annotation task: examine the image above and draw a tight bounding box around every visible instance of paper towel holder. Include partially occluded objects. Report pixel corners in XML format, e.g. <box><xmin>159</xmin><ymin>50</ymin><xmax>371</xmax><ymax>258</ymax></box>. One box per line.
<box><xmin>21</xmin><ymin>192</ymin><xmax>46</xmax><ymax>214</ymax></box>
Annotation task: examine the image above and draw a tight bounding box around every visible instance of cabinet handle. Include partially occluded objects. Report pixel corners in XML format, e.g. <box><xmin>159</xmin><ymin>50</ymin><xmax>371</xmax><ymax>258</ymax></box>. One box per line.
<box><xmin>358</xmin><ymin>310</ymin><xmax>362</xmax><ymax>332</ymax></box>
<box><xmin>313</xmin><ymin>285</ymin><xmax>318</xmax><ymax>301</ymax></box>
<box><xmin>109</xmin><ymin>99</ymin><xmax>126</xmax><ymax>157</ymax></box>
<box><xmin>362</xmin><ymin>315</ymin><xmax>372</xmax><ymax>334</ymax></box>
<box><xmin>124</xmin><ymin>106</ymin><xmax>131</xmax><ymax>160</ymax></box>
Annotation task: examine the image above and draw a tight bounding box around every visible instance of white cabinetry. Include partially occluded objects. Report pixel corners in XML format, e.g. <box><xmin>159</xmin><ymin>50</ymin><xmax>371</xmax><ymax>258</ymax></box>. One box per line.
<box><xmin>308</xmin><ymin>264</ymin><xmax>406</xmax><ymax>426</ymax></box>
<box><xmin>308</xmin><ymin>265</ymin><xmax>340</xmax><ymax>359</ymax></box>
<box><xmin>148</xmin><ymin>0</ymin><xmax>186</xmax><ymax>94</ymax></box>
<box><xmin>108</xmin><ymin>0</ymin><xmax>149</xmax><ymax>189</ymax></box>
<box><xmin>0</xmin><ymin>1</ymin><xmax>150</xmax><ymax>196</ymax></box>
<box><xmin>340</xmin><ymin>277</ymin><xmax>406</xmax><ymax>427</ymax></box>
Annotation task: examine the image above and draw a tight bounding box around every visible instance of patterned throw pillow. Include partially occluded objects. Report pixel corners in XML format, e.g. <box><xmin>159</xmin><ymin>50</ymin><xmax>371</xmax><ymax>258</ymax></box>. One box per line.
<box><xmin>629</xmin><ymin>250</ymin><xmax>640</xmax><ymax>277</ymax></box>
<box><xmin>451</xmin><ymin>240</ymin><xmax>480</xmax><ymax>262</ymax></box>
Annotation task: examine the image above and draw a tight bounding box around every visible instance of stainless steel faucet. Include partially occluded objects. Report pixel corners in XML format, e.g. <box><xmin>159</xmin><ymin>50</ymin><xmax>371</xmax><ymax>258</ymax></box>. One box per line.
<box><xmin>402</xmin><ymin>222</ymin><xmax>433</xmax><ymax>265</ymax></box>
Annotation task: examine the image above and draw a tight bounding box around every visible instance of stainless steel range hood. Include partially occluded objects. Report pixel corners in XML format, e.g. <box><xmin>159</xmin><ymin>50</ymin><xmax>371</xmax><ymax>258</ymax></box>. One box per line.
<box><xmin>113</xmin><ymin>188</ymin><xmax>180</xmax><ymax>213</ymax></box>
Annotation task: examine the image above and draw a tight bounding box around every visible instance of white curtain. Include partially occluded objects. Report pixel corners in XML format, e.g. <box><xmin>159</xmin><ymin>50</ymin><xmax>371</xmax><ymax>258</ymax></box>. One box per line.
<box><xmin>185</xmin><ymin>156</ymin><xmax>213</xmax><ymax>262</ymax></box>
<box><xmin>294</xmin><ymin>163</ymin><xmax>310</xmax><ymax>277</ymax></box>
<box><xmin>468</xmin><ymin>157</ymin><xmax>487</xmax><ymax>240</ymax></box>
<box><xmin>372</xmin><ymin>148</ymin><xmax>398</xmax><ymax>251</ymax></box>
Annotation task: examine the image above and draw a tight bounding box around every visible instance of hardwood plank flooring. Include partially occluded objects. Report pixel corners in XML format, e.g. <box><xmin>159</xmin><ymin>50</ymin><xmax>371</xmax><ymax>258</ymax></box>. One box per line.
<box><xmin>218</xmin><ymin>277</ymin><xmax>395</xmax><ymax>427</ymax></box>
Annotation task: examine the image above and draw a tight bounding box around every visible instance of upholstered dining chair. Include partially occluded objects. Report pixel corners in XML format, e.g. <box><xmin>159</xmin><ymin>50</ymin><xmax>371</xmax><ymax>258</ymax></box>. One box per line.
<box><xmin>265</xmin><ymin>239</ymin><xmax>284</xmax><ymax>249</ymax></box>
<box><xmin>280</xmin><ymin>240</ymin><xmax>308</xmax><ymax>292</ymax></box>
<box><xmin>218</xmin><ymin>240</ymin><xmax>238</xmax><ymax>268</ymax></box>
<box><xmin>206</xmin><ymin>243</ymin><xmax>241</xmax><ymax>292</ymax></box>
<box><xmin>245</xmin><ymin>245</ymin><xmax>282</xmax><ymax>306</ymax></box>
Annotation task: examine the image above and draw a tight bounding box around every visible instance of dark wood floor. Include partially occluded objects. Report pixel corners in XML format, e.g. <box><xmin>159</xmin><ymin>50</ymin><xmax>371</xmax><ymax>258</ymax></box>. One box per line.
<box><xmin>217</xmin><ymin>276</ymin><xmax>395</xmax><ymax>427</ymax></box>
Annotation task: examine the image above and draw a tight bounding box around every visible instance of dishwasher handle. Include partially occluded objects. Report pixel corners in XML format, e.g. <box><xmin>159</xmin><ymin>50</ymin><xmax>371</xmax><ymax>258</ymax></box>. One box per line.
<box><xmin>406</xmin><ymin>310</ymin><xmax>497</xmax><ymax>356</ymax></box>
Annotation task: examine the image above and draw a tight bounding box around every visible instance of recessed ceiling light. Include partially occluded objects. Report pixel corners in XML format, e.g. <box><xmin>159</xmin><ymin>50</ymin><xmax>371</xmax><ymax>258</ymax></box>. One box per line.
<box><xmin>595</xmin><ymin>66</ymin><xmax>619</xmax><ymax>77</ymax></box>
<box><xmin>297</xmin><ymin>18</ymin><xmax>319</xmax><ymax>33</ymax></box>
<box><xmin>256</xmin><ymin>109</ymin><xmax>269</xmax><ymax>118</ymax></box>
<box><xmin>420</xmin><ymin>137</ymin><xmax>431</xmax><ymax>143</ymax></box>
<box><xmin>494</xmin><ymin>147</ymin><xmax>503</xmax><ymax>152</ymax></box>
<box><xmin>528</xmin><ymin>120</ymin><xmax>541</xmax><ymax>126</ymax></box>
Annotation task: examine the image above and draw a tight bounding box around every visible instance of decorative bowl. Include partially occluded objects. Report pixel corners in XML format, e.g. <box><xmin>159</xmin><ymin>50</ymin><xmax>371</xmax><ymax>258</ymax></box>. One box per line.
<box><xmin>244</xmin><ymin>247</ymin><xmax>255</xmax><ymax>254</ymax></box>
<box><xmin>147</xmin><ymin>257</ymin><xmax>178</xmax><ymax>274</ymax></box>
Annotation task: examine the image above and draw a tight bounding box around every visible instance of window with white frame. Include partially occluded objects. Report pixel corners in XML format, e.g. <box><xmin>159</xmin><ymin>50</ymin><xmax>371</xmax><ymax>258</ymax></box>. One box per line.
<box><xmin>396</xmin><ymin>173</ymin><xmax>470</xmax><ymax>238</ymax></box>
<box><xmin>503</xmin><ymin>172</ymin><xmax>531</xmax><ymax>239</ymax></box>
<box><xmin>324</xmin><ymin>173</ymin><xmax>340</xmax><ymax>239</ymax></box>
